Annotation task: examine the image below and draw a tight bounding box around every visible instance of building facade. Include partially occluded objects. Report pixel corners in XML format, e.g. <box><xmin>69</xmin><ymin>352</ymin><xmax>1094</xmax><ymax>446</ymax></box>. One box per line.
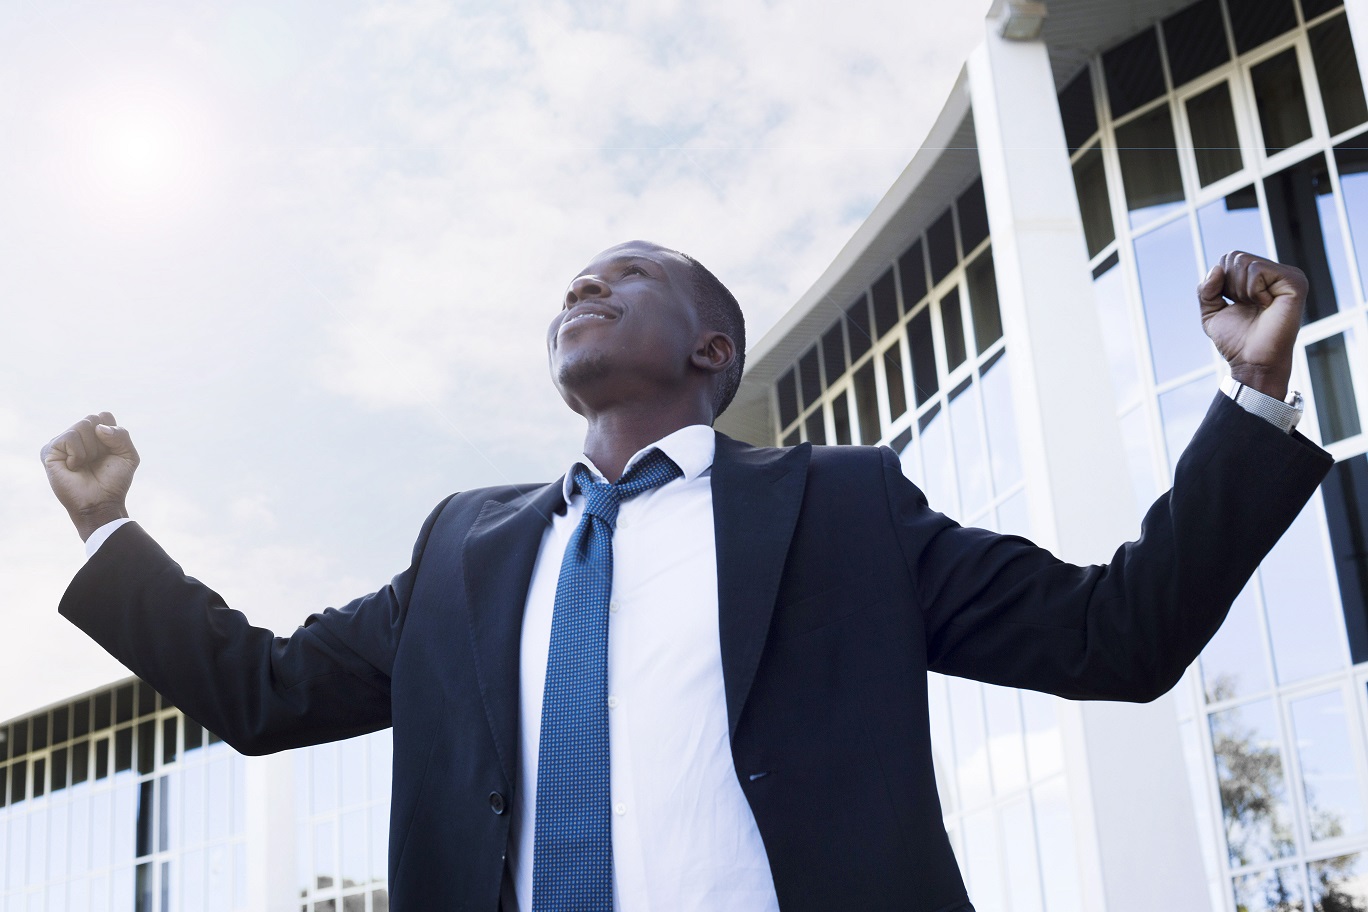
<box><xmin>4</xmin><ymin>0</ymin><xmax>1368</xmax><ymax>910</ymax></box>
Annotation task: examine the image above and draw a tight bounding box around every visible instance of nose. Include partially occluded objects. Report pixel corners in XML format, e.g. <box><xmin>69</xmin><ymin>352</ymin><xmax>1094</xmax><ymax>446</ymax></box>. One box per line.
<box><xmin>566</xmin><ymin>274</ymin><xmax>609</xmax><ymax>307</ymax></box>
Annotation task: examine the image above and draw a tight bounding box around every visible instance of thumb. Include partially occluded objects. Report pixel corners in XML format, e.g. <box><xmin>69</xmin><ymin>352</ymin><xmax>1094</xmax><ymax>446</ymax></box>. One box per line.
<box><xmin>1198</xmin><ymin>263</ymin><xmax>1227</xmax><ymax>319</ymax></box>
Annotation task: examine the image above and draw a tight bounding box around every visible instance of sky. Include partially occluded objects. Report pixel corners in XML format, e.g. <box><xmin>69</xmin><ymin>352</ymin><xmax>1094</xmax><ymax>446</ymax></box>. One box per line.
<box><xmin>0</xmin><ymin>0</ymin><xmax>989</xmax><ymax>722</ymax></box>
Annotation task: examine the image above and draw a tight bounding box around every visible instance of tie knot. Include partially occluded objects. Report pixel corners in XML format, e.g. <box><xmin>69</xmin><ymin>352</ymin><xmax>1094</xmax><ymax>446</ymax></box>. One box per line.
<box><xmin>573</xmin><ymin>449</ymin><xmax>682</xmax><ymax>528</ymax></box>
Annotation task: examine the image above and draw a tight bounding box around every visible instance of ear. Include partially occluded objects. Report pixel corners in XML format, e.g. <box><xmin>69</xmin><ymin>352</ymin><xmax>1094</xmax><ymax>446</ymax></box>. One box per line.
<box><xmin>691</xmin><ymin>331</ymin><xmax>735</xmax><ymax>376</ymax></box>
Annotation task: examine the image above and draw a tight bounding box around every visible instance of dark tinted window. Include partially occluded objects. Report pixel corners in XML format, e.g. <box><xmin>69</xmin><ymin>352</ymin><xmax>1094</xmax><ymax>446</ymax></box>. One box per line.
<box><xmin>957</xmin><ymin>178</ymin><xmax>991</xmax><ymax>253</ymax></box>
<box><xmin>885</xmin><ymin>341</ymin><xmax>908</xmax><ymax>422</ymax></box>
<box><xmin>1163</xmin><ymin>0</ymin><xmax>1231</xmax><ymax>86</ymax></box>
<box><xmin>116</xmin><ymin>684</ymin><xmax>134</xmax><ymax>724</ymax></box>
<box><xmin>1116</xmin><ymin>104</ymin><xmax>1185</xmax><ymax>227</ymax></box>
<box><xmin>1265</xmin><ymin>153</ymin><xmax>1344</xmax><ymax>321</ymax></box>
<box><xmin>776</xmin><ymin>369</ymin><xmax>799</xmax><ymax>428</ymax></box>
<box><xmin>831</xmin><ymin>391</ymin><xmax>853</xmax><ymax>445</ymax></box>
<box><xmin>821</xmin><ymin>319</ymin><xmax>848</xmax><ymax>381</ymax></box>
<box><xmin>899</xmin><ymin>240</ymin><xmax>928</xmax><ymax>306</ymax></box>
<box><xmin>1301</xmin><ymin>0</ymin><xmax>1343</xmax><ymax>17</ymax></box>
<box><xmin>872</xmin><ymin>268</ymin><xmax>900</xmax><ymax>337</ymax></box>
<box><xmin>95</xmin><ymin>691</ymin><xmax>112</xmax><ymax>730</ymax></box>
<box><xmin>927</xmin><ymin>209</ymin><xmax>959</xmax><ymax>285</ymax></box>
<box><xmin>32</xmin><ymin>713</ymin><xmax>47</xmax><ymax>751</ymax></box>
<box><xmin>1322</xmin><ymin>455</ymin><xmax>1368</xmax><ymax>664</ymax></box>
<box><xmin>909</xmin><ymin>307</ymin><xmax>938</xmax><ymax>406</ymax></box>
<box><xmin>847</xmin><ymin>294</ymin><xmax>873</xmax><ymax>360</ymax></box>
<box><xmin>798</xmin><ymin>346</ymin><xmax>823</xmax><ymax>409</ymax></box>
<box><xmin>52</xmin><ymin>706</ymin><xmax>69</xmax><ymax>745</ymax></box>
<box><xmin>1307</xmin><ymin>333</ymin><xmax>1362</xmax><ymax>443</ymax></box>
<box><xmin>1058</xmin><ymin>67</ymin><xmax>1099</xmax><ymax>153</ymax></box>
<box><xmin>853</xmin><ymin>361</ymin><xmax>880</xmax><ymax>445</ymax></box>
<box><xmin>804</xmin><ymin>410</ymin><xmax>826</xmax><ymax>445</ymax></box>
<box><xmin>11</xmin><ymin>760</ymin><xmax>26</xmax><ymax>803</ymax></box>
<box><xmin>1103</xmin><ymin>28</ymin><xmax>1166</xmax><ymax>118</ymax></box>
<box><xmin>1252</xmin><ymin>49</ymin><xmax>1313</xmax><ymax>153</ymax></box>
<box><xmin>941</xmin><ymin>289</ymin><xmax>968</xmax><ymax>371</ymax></box>
<box><xmin>1073</xmin><ymin>145</ymin><xmax>1116</xmax><ymax>257</ymax></box>
<box><xmin>1309</xmin><ymin>15</ymin><xmax>1368</xmax><ymax>135</ymax></box>
<box><xmin>967</xmin><ymin>252</ymin><xmax>1004</xmax><ymax>353</ymax></box>
<box><xmin>1231</xmin><ymin>0</ymin><xmax>1298</xmax><ymax>53</ymax></box>
<box><xmin>1188</xmin><ymin>82</ymin><xmax>1244</xmax><ymax>186</ymax></box>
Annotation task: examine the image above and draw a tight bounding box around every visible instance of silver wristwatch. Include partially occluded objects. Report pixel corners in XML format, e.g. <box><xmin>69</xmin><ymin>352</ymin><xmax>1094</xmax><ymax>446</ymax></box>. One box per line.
<box><xmin>1219</xmin><ymin>374</ymin><xmax>1304</xmax><ymax>433</ymax></box>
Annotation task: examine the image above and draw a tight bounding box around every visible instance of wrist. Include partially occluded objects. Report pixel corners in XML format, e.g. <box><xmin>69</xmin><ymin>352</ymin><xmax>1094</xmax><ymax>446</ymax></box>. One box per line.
<box><xmin>72</xmin><ymin>503</ymin><xmax>129</xmax><ymax>542</ymax></box>
<box><xmin>1228</xmin><ymin>362</ymin><xmax>1291</xmax><ymax>401</ymax></box>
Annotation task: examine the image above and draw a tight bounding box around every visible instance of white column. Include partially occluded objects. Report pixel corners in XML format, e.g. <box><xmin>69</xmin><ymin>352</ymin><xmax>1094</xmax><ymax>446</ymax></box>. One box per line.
<box><xmin>968</xmin><ymin>11</ymin><xmax>1212</xmax><ymax>912</ymax></box>
<box><xmin>245</xmin><ymin>751</ymin><xmax>299</xmax><ymax>912</ymax></box>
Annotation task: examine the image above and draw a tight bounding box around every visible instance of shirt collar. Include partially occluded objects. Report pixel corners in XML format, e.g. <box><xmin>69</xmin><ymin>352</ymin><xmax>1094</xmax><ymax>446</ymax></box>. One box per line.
<box><xmin>562</xmin><ymin>425</ymin><xmax>716</xmax><ymax>500</ymax></box>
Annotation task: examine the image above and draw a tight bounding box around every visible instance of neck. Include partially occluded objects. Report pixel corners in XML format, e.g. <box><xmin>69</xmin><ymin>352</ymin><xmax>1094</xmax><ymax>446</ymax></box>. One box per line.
<box><xmin>581</xmin><ymin>401</ymin><xmax>710</xmax><ymax>482</ymax></box>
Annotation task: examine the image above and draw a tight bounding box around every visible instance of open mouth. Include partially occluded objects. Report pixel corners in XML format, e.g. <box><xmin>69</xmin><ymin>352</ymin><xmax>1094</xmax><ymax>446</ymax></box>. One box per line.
<box><xmin>560</xmin><ymin>308</ymin><xmax>618</xmax><ymax>331</ymax></box>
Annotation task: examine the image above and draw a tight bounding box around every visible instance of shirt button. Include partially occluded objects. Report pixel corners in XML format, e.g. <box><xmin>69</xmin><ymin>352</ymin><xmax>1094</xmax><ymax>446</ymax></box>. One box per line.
<box><xmin>607</xmin><ymin>696</ymin><xmax>619</xmax><ymax>709</ymax></box>
<box><xmin>609</xmin><ymin>600</ymin><xmax>621</xmax><ymax>614</ymax></box>
<box><xmin>489</xmin><ymin>792</ymin><xmax>506</xmax><ymax>815</ymax></box>
<box><xmin>614</xmin><ymin>803</ymin><xmax>626</xmax><ymax>816</ymax></box>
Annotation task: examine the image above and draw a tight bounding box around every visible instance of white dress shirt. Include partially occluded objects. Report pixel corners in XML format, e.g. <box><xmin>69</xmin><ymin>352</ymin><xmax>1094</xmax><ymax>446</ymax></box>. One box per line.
<box><xmin>510</xmin><ymin>425</ymin><xmax>777</xmax><ymax>912</ymax></box>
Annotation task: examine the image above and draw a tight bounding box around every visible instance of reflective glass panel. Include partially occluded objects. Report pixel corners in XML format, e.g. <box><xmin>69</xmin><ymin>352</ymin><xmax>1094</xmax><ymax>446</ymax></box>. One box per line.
<box><xmin>1136</xmin><ymin>217</ymin><xmax>1211</xmax><ymax>383</ymax></box>
<box><xmin>853</xmin><ymin>361</ymin><xmax>879</xmax><ymax>446</ymax></box>
<box><xmin>1116</xmin><ymin>104</ymin><xmax>1187</xmax><ymax>228</ymax></box>
<box><xmin>948</xmin><ymin>678</ymin><xmax>990</xmax><ymax>807</ymax></box>
<box><xmin>909</xmin><ymin>307</ymin><xmax>938</xmax><ymax>407</ymax></box>
<box><xmin>1265</xmin><ymin>153</ymin><xmax>1352</xmax><ymax>322</ymax></box>
<box><xmin>1289</xmin><ymin>690</ymin><xmax>1366</xmax><ymax>840</ymax></box>
<box><xmin>920</xmin><ymin>405</ymin><xmax>958</xmax><ymax>518</ymax></box>
<box><xmin>1073</xmin><ymin>145</ymin><xmax>1116</xmax><ymax>258</ymax></box>
<box><xmin>1104</xmin><ymin>28</ymin><xmax>1166</xmax><ymax>119</ymax></box>
<box><xmin>1252</xmin><ymin>49</ymin><xmax>1313</xmax><ymax>154</ymax></box>
<box><xmin>776</xmin><ymin>370</ymin><xmax>798</xmax><ymax>430</ymax></box>
<box><xmin>1160</xmin><ymin>373</ymin><xmax>1216</xmax><ymax>476</ymax></box>
<box><xmin>1092</xmin><ymin>256</ymin><xmax>1140</xmax><ymax>408</ymax></box>
<box><xmin>1261</xmin><ymin>501</ymin><xmax>1345</xmax><ymax>684</ymax></box>
<box><xmin>1310</xmin><ymin>852</ymin><xmax>1368</xmax><ymax>909</ymax></box>
<box><xmin>1307</xmin><ymin>331</ymin><xmax>1362</xmax><ymax>444</ymax></box>
<box><xmin>1302</xmin><ymin>0</ymin><xmax>1343</xmax><ymax>16</ymax></box>
<box><xmin>1034</xmin><ymin>778</ymin><xmax>1084</xmax><ymax>912</ymax></box>
<box><xmin>1231</xmin><ymin>864</ymin><xmax>1306</xmax><ymax>911</ymax></box>
<box><xmin>1188</xmin><ymin>82</ymin><xmax>1245</xmax><ymax>187</ymax></box>
<box><xmin>996</xmin><ymin>490</ymin><xmax>1030</xmax><ymax>540</ymax></box>
<box><xmin>1309</xmin><ymin>15</ymin><xmax>1368</xmax><ymax>136</ymax></box>
<box><xmin>1164</xmin><ymin>0</ymin><xmax>1231</xmax><ymax>86</ymax></box>
<box><xmin>846</xmin><ymin>294</ymin><xmax>873</xmax><ymax>361</ymax></box>
<box><xmin>1323</xmin><ymin>456</ymin><xmax>1368</xmax><ymax>665</ymax></box>
<box><xmin>1336</xmin><ymin>142</ymin><xmax>1368</xmax><ymax>292</ymax></box>
<box><xmin>1198</xmin><ymin>186</ymin><xmax>1269</xmax><ymax>269</ymax></box>
<box><xmin>979</xmin><ymin>353</ymin><xmax>1022</xmax><ymax>495</ymax></box>
<box><xmin>950</xmin><ymin>382</ymin><xmax>989</xmax><ymax>518</ymax></box>
<box><xmin>1232</xmin><ymin>0</ymin><xmax>1298</xmax><ymax>53</ymax></box>
<box><xmin>928</xmin><ymin>209</ymin><xmax>959</xmax><ymax>286</ymax></box>
<box><xmin>983</xmin><ymin>685</ymin><xmax>1027</xmax><ymax>795</ymax></box>
<box><xmin>963</xmin><ymin>809</ymin><xmax>1005</xmax><ymax>908</ymax></box>
<box><xmin>966</xmin><ymin>250</ymin><xmax>1003</xmax><ymax>354</ymax></box>
<box><xmin>1210</xmin><ymin>699</ymin><xmax>1297</xmax><ymax>866</ymax></box>
<box><xmin>1201</xmin><ymin>582</ymin><xmax>1271</xmax><ymax>702</ymax></box>
<box><xmin>1000</xmin><ymin>797</ymin><xmax>1044</xmax><ymax>912</ymax></box>
<box><xmin>941</xmin><ymin>289</ymin><xmax>967</xmax><ymax>372</ymax></box>
<box><xmin>804</xmin><ymin>409</ymin><xmax>826</xmax><ymax>445</ymax></box>
<box><xmin>1120</xmin><ymin>406</ymin><xmax>1158</xmax><ymax>525</ymax></box>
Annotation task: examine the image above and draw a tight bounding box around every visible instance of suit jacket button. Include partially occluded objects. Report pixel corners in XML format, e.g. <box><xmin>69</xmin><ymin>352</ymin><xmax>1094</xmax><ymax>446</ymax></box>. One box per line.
<box><xmin>489</xmin><ymin>792</ymin><xmax>506</xmax><ymax>815</ymax></box>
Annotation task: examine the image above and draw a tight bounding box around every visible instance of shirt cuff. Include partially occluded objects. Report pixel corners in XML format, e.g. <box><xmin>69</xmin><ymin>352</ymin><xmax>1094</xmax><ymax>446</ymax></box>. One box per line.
<box><xmin>1219</xmin><ymin>375</ymin><xmax>1303</xmax><ymax>433</ymax></box>
<box><xmin>85</xmin><ymin>518</ymin><xmax>134</xmax><ymax>559</ymax></box>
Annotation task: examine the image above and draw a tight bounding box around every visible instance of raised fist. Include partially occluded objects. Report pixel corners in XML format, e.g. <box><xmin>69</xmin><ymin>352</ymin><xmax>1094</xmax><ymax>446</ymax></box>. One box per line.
<box><xmin>42</xmin><ymin>412</ymin><xmax>139</xmax><ymax>541</ymax></box>
<box><xmin>1199</xmin><ymin>251</ymin><xmax>1308</xmax><ymax>401</ymax></box>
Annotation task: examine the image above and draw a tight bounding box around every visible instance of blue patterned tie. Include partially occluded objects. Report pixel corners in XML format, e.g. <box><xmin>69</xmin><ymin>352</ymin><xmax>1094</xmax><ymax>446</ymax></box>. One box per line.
<box><xmin>532</xmin><ymin>448</ymin><xmax>682</xmax><ymax>912</ymax></box>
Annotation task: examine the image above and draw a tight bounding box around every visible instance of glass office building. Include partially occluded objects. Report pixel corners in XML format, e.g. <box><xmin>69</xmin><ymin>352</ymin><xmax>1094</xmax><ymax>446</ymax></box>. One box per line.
<box><xmin>5</xmin><ymin>0</ymin><xmax>1368</xmax><ymax>909</ymax></box>
<box><xmin>718</xmin><ymin>0</ymin><xmax>1368</xmax><ymax>909</ymax></box>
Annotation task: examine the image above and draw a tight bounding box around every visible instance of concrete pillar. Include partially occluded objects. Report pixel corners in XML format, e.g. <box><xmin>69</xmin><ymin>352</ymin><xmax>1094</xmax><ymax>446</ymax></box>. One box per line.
<box><xmin>968</xmin><ymin>9</ymin><xmax>1212</xmax><ymax>912</ymax></box>
<box><xmin>245</xmin><ymin>751</ymin><xmax>298</xmax><ymax>911</ymax></box>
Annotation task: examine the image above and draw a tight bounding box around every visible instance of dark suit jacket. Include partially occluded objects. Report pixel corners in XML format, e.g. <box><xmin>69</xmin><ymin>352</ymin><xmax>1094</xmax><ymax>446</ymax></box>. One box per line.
<box><xmin>61</xmin><ymin>395</ymin><xmax>1332</xmax><ymax>911</ymax></box>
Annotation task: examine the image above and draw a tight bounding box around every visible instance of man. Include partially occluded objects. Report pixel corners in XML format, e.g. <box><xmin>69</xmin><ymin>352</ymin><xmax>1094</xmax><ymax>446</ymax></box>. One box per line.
<box><xmin>44</xmin><ymin>241</ymin><xmax>1332</xmax><ymax>911</ymax></box>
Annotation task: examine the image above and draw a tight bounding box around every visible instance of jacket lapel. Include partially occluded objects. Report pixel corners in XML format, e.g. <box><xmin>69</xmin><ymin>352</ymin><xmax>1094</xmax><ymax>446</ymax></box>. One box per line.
<box><xmin>711</xmin><ymin>434</ymin><xmax>811</xmax><ymax>737</ymax></box>
<box><xmin>463</xmin><ymin>480</ymin><xmax>567</xmax><ymax>785</ymax></box>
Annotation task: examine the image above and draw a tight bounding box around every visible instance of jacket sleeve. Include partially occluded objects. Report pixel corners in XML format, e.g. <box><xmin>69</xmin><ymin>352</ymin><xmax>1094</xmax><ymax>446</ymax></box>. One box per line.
<box><xmin>58</xmin><ymin>495</ymin><xmax>456</xmax><ymax>755</ymax></box>
<box><xmin>886</xmin><ymin>393</ymin><xmax>1333</xmax><ymax>701</ymax></box>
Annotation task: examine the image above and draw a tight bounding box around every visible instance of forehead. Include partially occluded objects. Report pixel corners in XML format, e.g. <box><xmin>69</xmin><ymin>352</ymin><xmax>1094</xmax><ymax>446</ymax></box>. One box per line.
<box><xmin>575</xmin><ymin>241</ymin><xmax>691</xmax><ymax>279</ymax></box>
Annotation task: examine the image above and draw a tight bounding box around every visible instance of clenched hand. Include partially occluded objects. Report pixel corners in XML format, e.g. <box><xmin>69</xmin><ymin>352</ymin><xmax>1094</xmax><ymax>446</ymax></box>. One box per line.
<box><xmin>42</xmin><ymin>412</ymin><xmax>140</xmax><ymax>541</ymax></box>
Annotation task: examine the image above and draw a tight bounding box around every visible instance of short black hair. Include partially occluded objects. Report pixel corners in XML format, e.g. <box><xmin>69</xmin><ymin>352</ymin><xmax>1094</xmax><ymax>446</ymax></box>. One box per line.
<box><xmin>676</xmin><ymin>251</ymin><xmax>746</xmax><ymax>418</ymax></box>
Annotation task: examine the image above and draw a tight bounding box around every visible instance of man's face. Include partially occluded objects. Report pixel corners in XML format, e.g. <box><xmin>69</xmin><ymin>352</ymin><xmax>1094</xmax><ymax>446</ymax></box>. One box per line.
<box><xmin>547</xmin><ymin>240</ymin><xmax>705</xmax><ymax>413</ymax></box>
